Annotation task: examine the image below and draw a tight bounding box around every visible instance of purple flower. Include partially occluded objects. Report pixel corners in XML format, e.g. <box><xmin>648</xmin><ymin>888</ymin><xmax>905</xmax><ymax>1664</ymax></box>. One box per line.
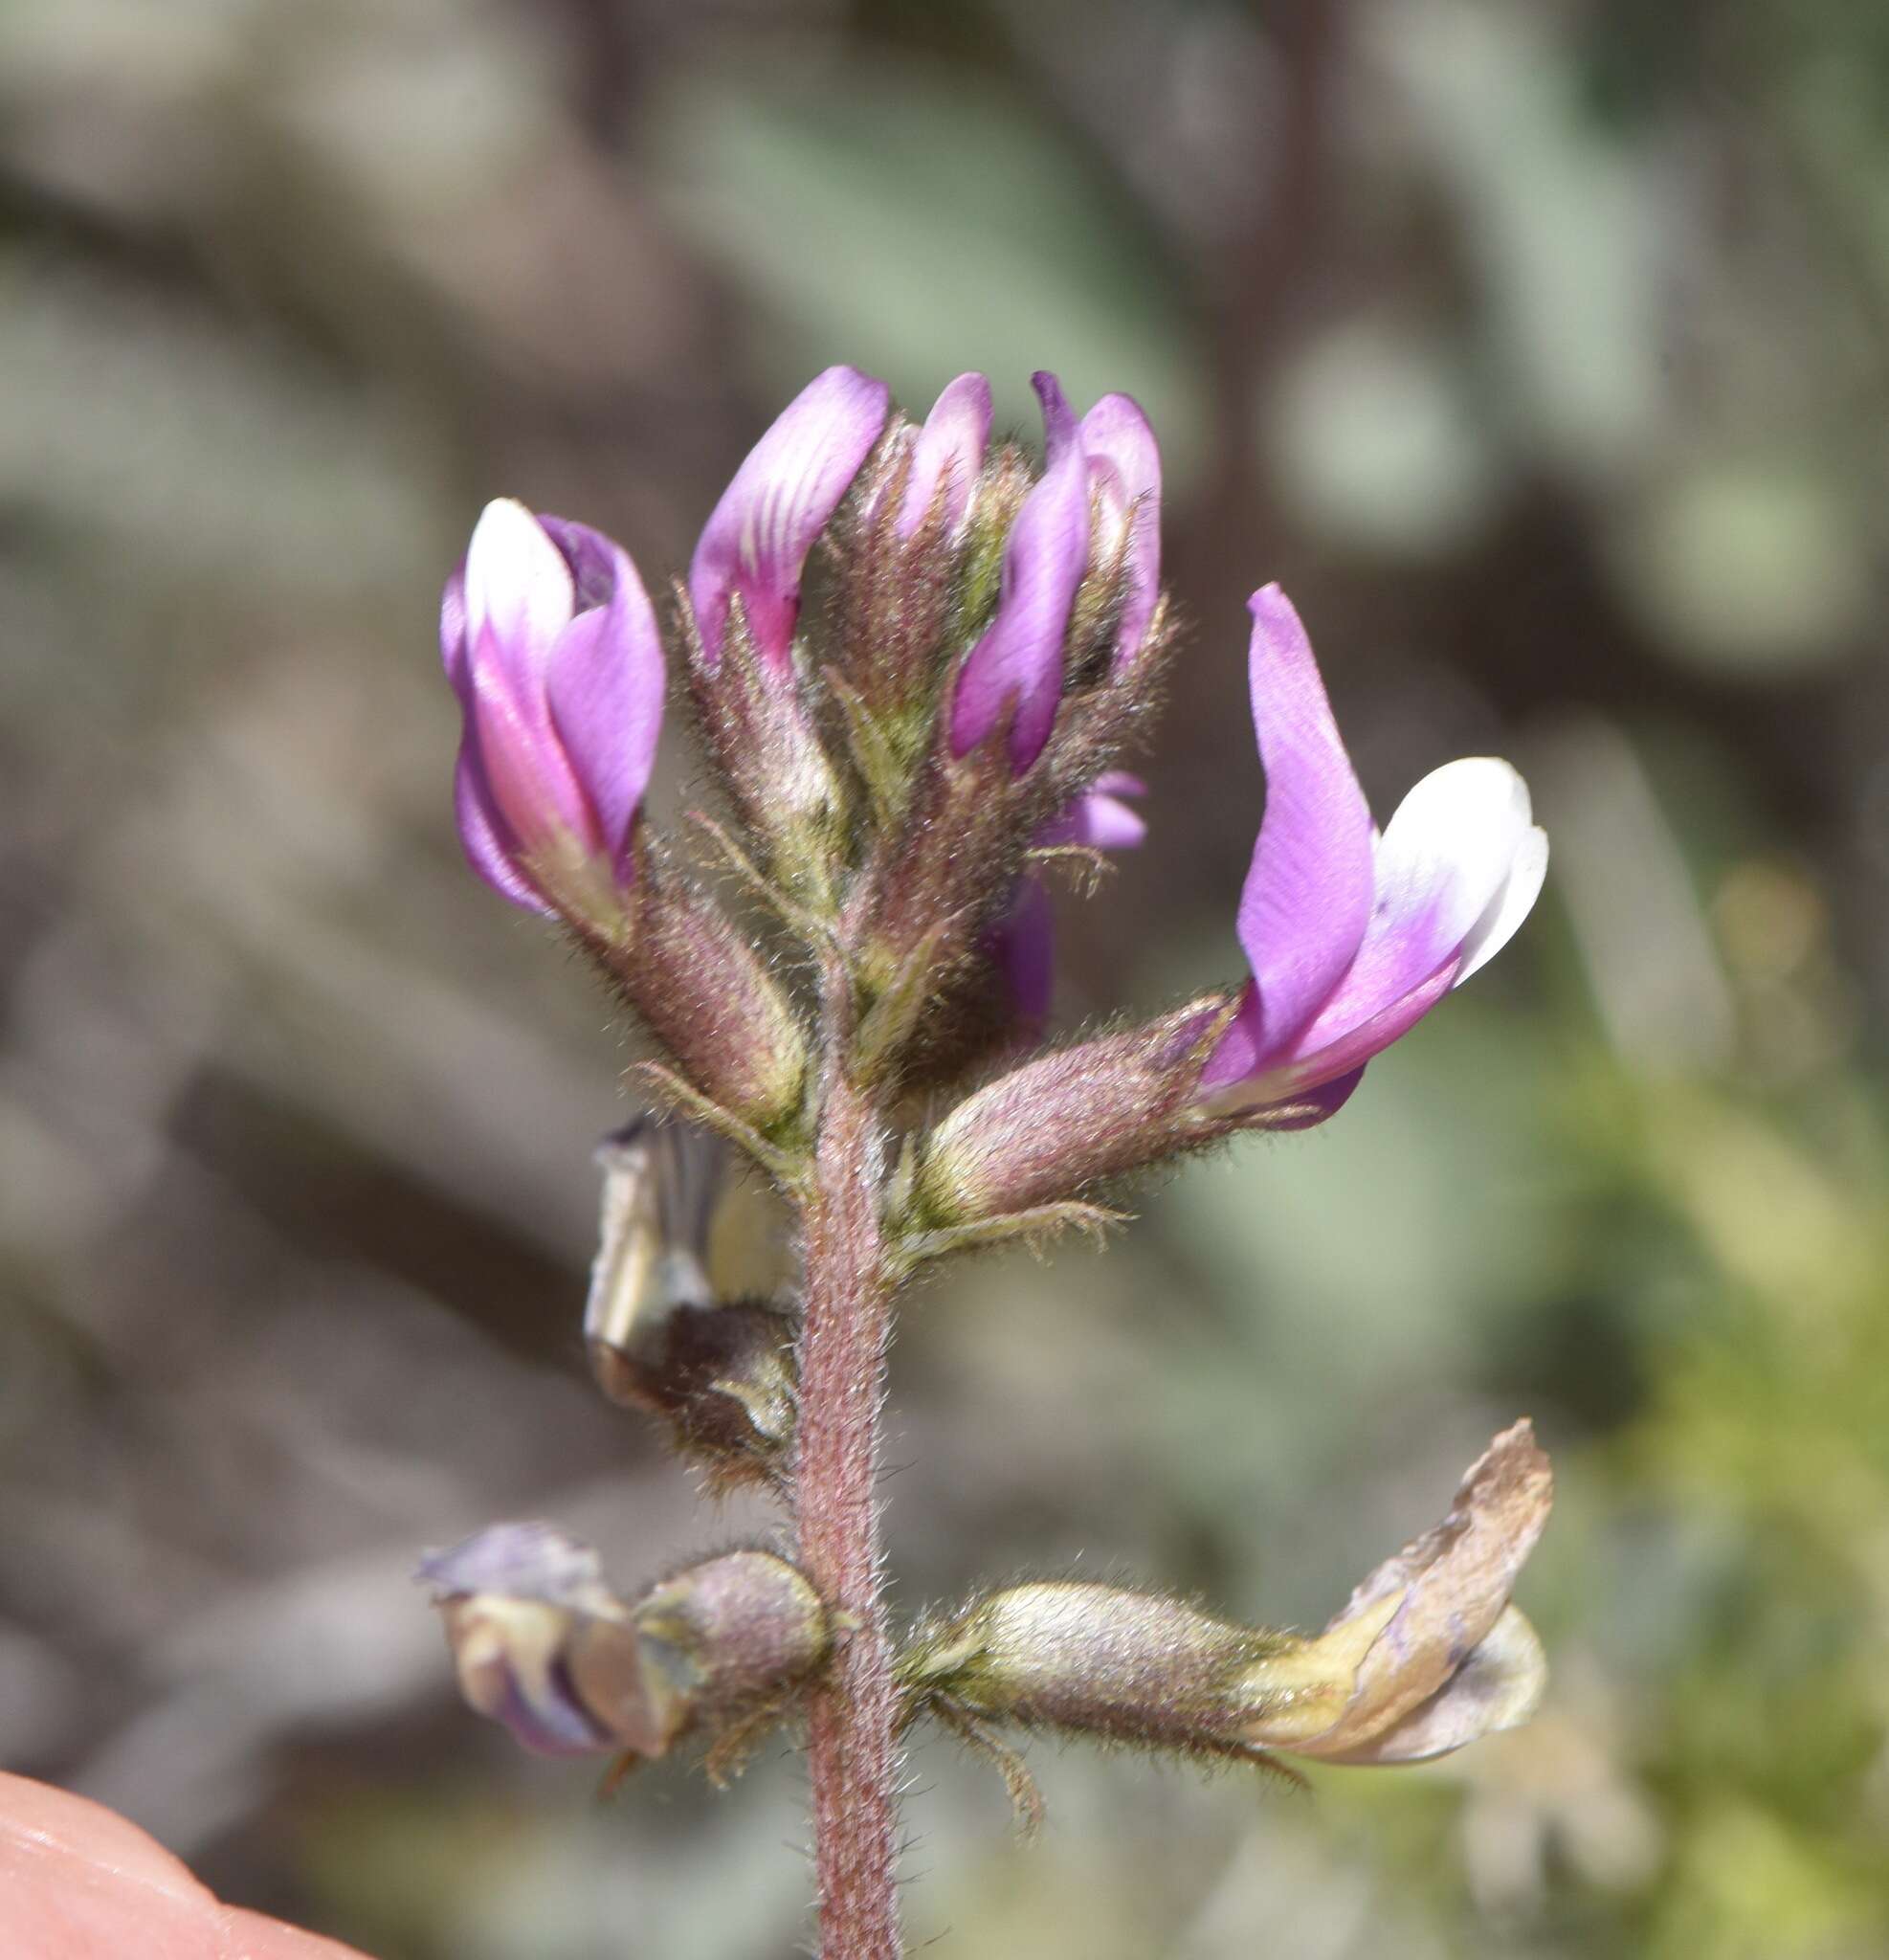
<box><xmin>894</xmin><ymin>371</ymin><xmax>993</xmax><ymax>538</ymax></box>
<box><xmin>1075</xmin><ymin>392</ymin><xmax>1161</xmax><ymax>667</ymax></box>
<box><xmin>1199</xmin><ymin>586</ymin><xmax>1547</xmax><ymax>1117</ymax></box>
<box><xmin>990</xmin><ymin>773</ymin><xmax>1147</xmax><ymax>1035</ymax></box>
<box><xmin>443</xmin><ymin>501</ymin><xmax>664</xmax><ymax>919</ymax></box>
<box><xmin>690</xmin><ymin>364</ymin><xmax>892</xmax><ymax>674</ymax></box>
<box><xmin>948</xmin><ymin>372</ymin><xmax>1092</xmax><ymax>774</ymax></box>
<box><xmin>949</xmin><ymin>373</ymin><xmax>1163</xmax><ymax>774</ymax></box>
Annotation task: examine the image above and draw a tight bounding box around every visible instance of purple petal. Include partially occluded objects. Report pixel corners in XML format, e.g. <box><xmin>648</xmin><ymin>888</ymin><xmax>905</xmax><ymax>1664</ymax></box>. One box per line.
<box><xmin>690</xmin><ymin>365</ymin><xmax>892</xmax><ymax>674</ymax></box>
<box><xmin>544</xmin><ymin>536</ymin><xmax>664</xmax><ymax>882</ymax></box>
<box><xmin>1231</xmin><ymin>587</ymin><xmax>1376</xmax><ymax>1067</ymax></box>
<box><xmin>539</xmin><ymin>514</ymin><xmax>622</xmax><ymax>612</ymax></box>
<box><xmin>467</xmin><ymin>627</ymin><xmax>595</xmax><ymax>857</ymax></box>
<box><xmin>948</xmin><ymin>373</ymin><xmax>1090</xmax><ymax>773</ymax></box>
<box><xmin>1262</xmin><ymin>1062</ymin><xmax>1367</xmax><ymax>1129</ymax></box>
<box><xmin>1079</xmin><ymin>393</ymin><xmax>1162</xmax><ymax>666</ymax></box>
<box><xmin>900</xmin><ymin>371</ymin><xmax>991</xmax><ymax>538</ymax></box>
<box><xmin>480</xmin><ymin>1659</ymin><xmax>611</xmax><ymax>1757</ymax></box>
<box><xmin>1271</xmin><ymin>959</ymin><xmax>1458</xmax><ymax>1098</ymax></box>
<box><xmin>453</xmin><ymin>742</ymin><xmax>550</xmax><ymax>915</ymax></box>
<box><xmin>1035</xmin><ymin>772</ymin><xmax>1148</xmax><ymax>852</ymax></box>
<box><xmin>1072</xmin><ymin>772</ymin><xmax>1148</xmax><ymax>851</ymax></box>
<box><xmin>988</xmin><ymin>872</ymin><xmax>1056</xmax><ymax>1039</ymax></box>
<box><xmin>440</xmin><ymin>560</ymin><xmax>469</xmax><ymax>693</ymax></box>
<box><xmin>1033</xmin><ymin>369</ymin><xmax>1081</xmax><ymax>469</ymax></box>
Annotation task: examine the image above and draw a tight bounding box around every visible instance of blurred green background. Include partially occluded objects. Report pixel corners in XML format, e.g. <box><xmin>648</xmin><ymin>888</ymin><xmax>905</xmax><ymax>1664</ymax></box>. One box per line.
<box><xmin>2</xmin><ymin>1</ymin><xmax>1886</xmax><ymax>1955</ymax></box>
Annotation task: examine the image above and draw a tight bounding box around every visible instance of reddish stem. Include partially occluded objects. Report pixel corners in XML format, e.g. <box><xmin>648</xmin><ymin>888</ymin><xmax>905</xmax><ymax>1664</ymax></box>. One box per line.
<box><xmin>795</xmin><ymin>1065</ymin><xmax>902</xmax><ymax>1957</ymax></box>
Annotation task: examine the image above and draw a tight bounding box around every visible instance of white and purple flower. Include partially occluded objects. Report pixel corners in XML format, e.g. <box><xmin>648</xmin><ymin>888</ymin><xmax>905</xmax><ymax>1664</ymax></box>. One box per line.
<box><xmin>442</xmin><ymin>500</ymin><xmax>664</xmax><ymax>920</ymax></box>
<box><xmin>1199</xmin><ymin>586</ymin><xmax>1548</xmax><ymax>1120</ymax></box>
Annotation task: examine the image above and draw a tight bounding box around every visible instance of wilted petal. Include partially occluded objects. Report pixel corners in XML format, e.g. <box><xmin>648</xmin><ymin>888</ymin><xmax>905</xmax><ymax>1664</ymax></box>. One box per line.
<box><xmin>1290</xmin><ymin>1420</ymin><xmax>1554</xmax><ymax>1760</ymax></box>
<box><xmin>1079</xmin><ymin>393</ymin><xmax>1162</xmax><ymax>665</ymax></box>
<box><xmin>900</xmin><ymin>371</ymin><xmax>992</xmax><ymax>538</ymax></box>
<box><xmin>420</xmin><ymin>1524</ymin><xmax>629</xmax><ymax>1757</ymax></box>
<box><xmin>949</xmin><ymin>372</ymin><xmax>1090</xmax><ymax>773</ymax></box>
<box><xmin>544</xmin><ymin>536</ymin><xmax>665</xmax><ymax>880</ymax></box>
<box><xmin>690</xmin><ymin>365</ymin><xmax>892</xmax><ymax>673</ymax></box>
<box><xmin>419</xmin><ymin>1522</ymin><xmax>619</xmax><ymax>1613</ymax></box>
<box><xmin>441</xmin><ymin>1596</ymin><xmax>613</xmax><ymax>1755</ymax></box>
<box><xmin>1199</xmin><ymin>587</ymin><xmax>1374</xmax><ymax>1091</ymax></box>
<box><xmin>1320</xmin><ymin>1605</ymin><xmax>1547</xmax><ymax>1765</ymax></box>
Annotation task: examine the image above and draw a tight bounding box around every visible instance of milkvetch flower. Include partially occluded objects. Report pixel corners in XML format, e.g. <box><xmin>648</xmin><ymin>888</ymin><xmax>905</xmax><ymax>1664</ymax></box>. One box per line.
<box><xmin>890</xmin><ymin>370</ymin><xmax>993</xmax><ymax>540</ymax></box>
<box><xmin>948</xmin><ymin>372</ymin><xmax>1162</xmax><ymax>774</ymax></box>
<box><xmin>690</xmin><ymin>364</ymin><xmax>892</xmax><ymax>673</ymax></box>
<box><xmin>1199</xmin><ymin>585</ymin><xmax>1547</xmax><ymax>1117</ymax></box>
<box><xmin>442</xmin><ymin>500</ymin><xmax>663</xmax><ymax>923</ymax></box>
<box><xmin>1070</xmin><ymin>390</ymin><xmax>1161</xmax><ymax>668</ymax></box>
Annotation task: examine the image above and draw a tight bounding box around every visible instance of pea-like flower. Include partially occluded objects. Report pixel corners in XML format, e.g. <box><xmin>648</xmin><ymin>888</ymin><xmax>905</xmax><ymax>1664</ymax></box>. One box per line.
<box><xmin>1199</xmin><ymin>585</ymin><xmax>1547</xmax><ymax>1118</ymax></box>
<box><xmin>949</xmin><ymin>373</ymin><xmax>1163</xmax><ymax>774</ymax></box>
<box><xmin>689</xmin><ymin>364</ymin><xmax>892</xmax><ymax>673</ymax></box>
<box><xmin>442</xmin><ymin>500</ymin><xmax>664</xmax><ymax>925</ymax></box>
<box><xmin>886</xmin><ymin>370</ymin><xmax>993</xmax><ymax>541</ymax></box>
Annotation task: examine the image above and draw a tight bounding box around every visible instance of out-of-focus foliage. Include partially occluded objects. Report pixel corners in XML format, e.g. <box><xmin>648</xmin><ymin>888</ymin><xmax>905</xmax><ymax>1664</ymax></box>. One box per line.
<box><xmin>0</xmin><ymin>2</ymin><xmax>1884</xmax><ymax>1955</ymax></box>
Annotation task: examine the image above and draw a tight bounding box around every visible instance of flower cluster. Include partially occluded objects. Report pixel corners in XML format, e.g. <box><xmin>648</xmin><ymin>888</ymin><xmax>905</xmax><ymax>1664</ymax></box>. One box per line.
<box><xmin>427</xmin><ymin>363</ymin><xmax>1553</xmax><ymax>1858</ymax></box>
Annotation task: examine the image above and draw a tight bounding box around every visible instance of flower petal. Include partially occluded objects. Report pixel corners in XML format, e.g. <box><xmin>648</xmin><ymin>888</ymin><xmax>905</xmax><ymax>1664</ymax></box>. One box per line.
<box><xmin>1225</xmin><ymin>587</ymin><xmax>1376</xmax><ymax>1067</ymax></box>
<box><xmin>1296</xmin><ymin>1420</ymin><xmax>1553</xmax><ymax>1759</ymax></box>
<box><xmin>1079</xmin><ymin>392</ymin><xmax>1162</xmax><ymax>665</ymax></box>
<box><xmin>988</xmin><ymin>871</ymin><xmax>1056</xmax><ymax>1038</ymax></box>
<box><xmin>453</xmin><ymin>742</ymin><xmax>549</xmax><ymax>915</ymax></box>
<box><xmin>1293</xmin><ymin>757</ymin><xmax>1538</xmax><ymax>1050</ymax></box>
<box><xmin>440</xmin><ymin>561</ymin><xmax>469</xmax><ymax>693</ymax></box>
<box><xmin>543</xmin><ymin>536</ymin><xmax>664</xmax><ymax>880</ymax></box>
<box><xmin>467</xmin><ymin>628</ymin><xmax>593</xmax><ymax>855</ymax></box>
<box><xmin>1318</xmin><ymin>1605</ymin><xmax>1547</xmax><ymax>1765</ymax></box>
<box><xmin>463</xmin><ymin>500</ymin><xmax>576</xmax><ymax>701</ymax></box>
<box><xmin>949</xmin><ymin>372</ymin><xmax>1089</xmax><ymax>773</ymax></box>
<box><xmin>1037</xmin><ymin>772</ymin><xmax>1148</xmax><ymax>852</ymax></box>
<box><xmin>690</xmin><ymin>365</ymin><xmax>891</xmax><ymax>673</ymax></box>
<box><xmin>900</xmin><ymin>371</ymin><xmax>991</xmax><ymax>538</ymax></box>
<box><xmin>1456</xmin><ymin>821</ymin><xmax>1548</xmax><ymax>985</ymax></box>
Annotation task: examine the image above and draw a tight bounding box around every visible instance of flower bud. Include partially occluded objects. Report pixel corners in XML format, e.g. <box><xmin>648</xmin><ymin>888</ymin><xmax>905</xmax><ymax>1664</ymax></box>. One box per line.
<box><xmin>913</xmin><ymin>996</ymin><xmax>1239</xmax><ymax>1226</ymax></box>
<box><xmin>583</xmin><ymin>1120</ymin><xmax>797</xmax><ymax>1485</ymax></box>
<box><xmin>442</xmin><ymin>501</ymin><xmax>664</xmax><ymax>935</ymax></box>
<box><xmin>419</xmin><ymin>1526</ymin><xmax>831</xmax><ymax>1774</ymax></box>
<box><xmin>900</xmin><ymin>1423</ymin><xmax>1552</xmax><ymax>1778</ymax></box>
<box><xmin>685</xmin><ymin>366</ymin><xmax>888</xmax><ymax>885</ymax></box>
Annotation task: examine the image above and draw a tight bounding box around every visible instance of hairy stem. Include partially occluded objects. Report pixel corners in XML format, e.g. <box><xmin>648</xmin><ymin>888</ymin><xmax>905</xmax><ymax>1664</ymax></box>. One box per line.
<box><xmin>795</xmin><ymin>1057</ymin><xmax>902</xmax><ymax>1957</ymax></box>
